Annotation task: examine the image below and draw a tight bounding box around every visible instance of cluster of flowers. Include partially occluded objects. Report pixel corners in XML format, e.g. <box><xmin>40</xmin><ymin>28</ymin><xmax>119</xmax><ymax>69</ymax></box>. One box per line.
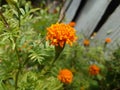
<box><xmin>46</xmin><ymin>22</ymin><xmax>76</xmax><ymax>84</ymax></box>
<box><xmin>83</xmin><ymin>37</ymin><xmax>111</xmax><ymax>47</ymax></box>
<box><xmin>46</xmin><ymin>22</ymin><xmax>111</xmax><ymax>84</ymax></box>
<box><xmin>57</xmin><ymin>64</ymin><xmax>100</xmax><ymax>84</ymax></box>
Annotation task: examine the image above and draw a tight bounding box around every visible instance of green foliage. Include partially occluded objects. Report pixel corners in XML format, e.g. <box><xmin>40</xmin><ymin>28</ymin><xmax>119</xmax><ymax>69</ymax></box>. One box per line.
<box><xmin>104</xmin><ymin>47</ymin><xmax>120</xmax><ymax>89</ymax></box>
<box><xmin>0</xmin><ymin>1</ymin><xmax>60</xmax><ymax>90</ymax></box>
<box><xmin>18</xmin><ymin>71</ymin><xmax>63</xmax><ymax>90</ymax></box>
<box><xmin>0</xmin><ymin>1</ymin><xmax>119</xmax><ymax>90</ymax></box>
<box><xmin>52</xmin><ymin>42</ymin><xmax>107</xmax><ymax>90</ymax></box>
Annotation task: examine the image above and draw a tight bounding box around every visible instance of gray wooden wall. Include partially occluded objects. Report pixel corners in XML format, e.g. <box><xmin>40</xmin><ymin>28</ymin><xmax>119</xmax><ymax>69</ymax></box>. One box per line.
<box><xmin>64</xmin><ymin>0</ymin><xmax>120</xmax><ymax>50</ymax></box>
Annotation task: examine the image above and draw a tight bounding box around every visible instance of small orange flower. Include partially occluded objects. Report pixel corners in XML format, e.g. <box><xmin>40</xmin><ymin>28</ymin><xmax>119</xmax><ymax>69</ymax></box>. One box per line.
<box><xmin>83</xmin><ymin>39</ymin><xmax>90</xmax><ymax>46</ymax></box>
<box><xmin>105</xmin><ymin>38</ymin><xmax>111</xmax><ymax>43</ymax></box>
<box><xmin>68</xmin><ymin>22</ymin><xmax>76</xmax><ymax>27</ymax></box>
<box><xmin>58</xmin><ymin>69</ymin><xmax>73</xmax><ymax>84</ymax></box>
<box><xmin>89</xmin><ymin>64</ymin><xmax>100</xmax><ymax>75</ymax></box>
<box><xmin>46</xmin><ymin>23</ymin><xmax>77</xmax><ymax>47</ymax></box>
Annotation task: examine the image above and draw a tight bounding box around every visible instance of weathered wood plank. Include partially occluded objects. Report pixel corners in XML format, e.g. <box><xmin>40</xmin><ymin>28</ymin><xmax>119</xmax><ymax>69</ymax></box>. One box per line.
<box><xmin>65</xmin><ymin>0</ymin><xmax>81</xmax><ymax>23</ymax></box>
<box><xmin>75</xmin><ymin>0</ymin><xmax>111</xmax><ymax>37</ymax></box>
<box><xmin>95</xmin><ymin>5</ymin><xmax>120</xmax><ymax>49</ymax></box>
<box><xmin>107</xmin><ymin>31</ymin><xmax>120</xmax><ymax>50</ymax></box>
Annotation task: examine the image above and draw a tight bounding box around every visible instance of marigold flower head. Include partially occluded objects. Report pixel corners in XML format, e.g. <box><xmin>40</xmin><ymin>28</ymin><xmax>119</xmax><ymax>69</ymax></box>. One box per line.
<box><xmin>46</xmin><ymin>23</ymin><xmax>77</xmax><ymax>47</ymax></box>
<box><xmin>68</xmin><ymin>22</ymin><xmax>76</xmax><ymax>27</ymax></box>
<box><xmin>105</xmin><ymin>38</ymin><xmax>111</xmax><ymax>43</ymax></box>
<box><xmin>83</xmin><ymin>39</ymin><xmax>90</xmax><ymax>46</ymax></box>
<box><xmin>89</xmin><ymin>64</ymin><xmax>100</xmax><ymax>75</ymax></box>
<box><xmin>58</xmin><ymin>69</ymin><xmax>73</xmax><ymax>84</ymax></box>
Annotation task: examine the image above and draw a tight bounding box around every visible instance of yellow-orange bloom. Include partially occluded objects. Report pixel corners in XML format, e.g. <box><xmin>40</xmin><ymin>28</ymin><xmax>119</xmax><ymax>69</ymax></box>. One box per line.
<box><xmin>68</xmin><ymin>22</ymin><xmax>76</xmax><ymax>27</ymax></box>
<box><xmin>58</xmin><ymin>69</ymin><xmax>73</xmax><ymax>84</ymax></box>
<box><xmin>46</xmin><ymin>23</ymin><xmax>77</xmax><ymax>47</ymax></box>
<box><xmin>89</xmin><ymin>64</ymin><xmax>100</xmax><ymax>75</ymax></box>
<box><xmin>105</xmin><ymin>38</ymin><xmax>111</xmax><ymax>43</ymax></box>
<box><xmin>83</xmin><ymin>39</ymin><xmax>90</xmax><ymax>46</ymax></box>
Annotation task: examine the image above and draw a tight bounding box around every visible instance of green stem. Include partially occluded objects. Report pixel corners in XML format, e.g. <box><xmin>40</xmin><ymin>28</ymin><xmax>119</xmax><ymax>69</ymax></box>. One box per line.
<box><xmin>40</xmin><ymin>58</ymin><xmax>57</xmax><ymax>75</ymax></box>
<box><xmin>15</xmin><ymin>67</ymin><xmax>20</xmax><ymax>90</ymax></box>
<box><xmin>63</xmin><ymin>84</ymin><xmax>68</xmax><ymax>90</ymax></box>
<box><xmin>40</xmin><ymin>50</ymin><xmax>62</xmax><ymax>75</ymax></box>
<box><xmin>13</xmin><ymin>0</ymin><xmax>21</xmax><ymax>27</ymax></box>
<box><xmin>41</xmin><ymin>45</ymin><xmax>65</xmax><ymax>75</ymax></box>
<box><xmin>0</xmin><ymin>9</ymin><xmax>10</xmax><ymax>28</ymax></box>
<box><xmin>14</xmin><ymin>46</ymin><xmax>21</xmax><ymax>90</ymax></box>
<box><xmin>17</xmin><ymin>0</ymin><xmax>21</xmax><ymax>27</ymax></box>
<box><xmin>14</xmin><ymin>0</ymin><xmax>21</xmax><ymax>87</ymax></box>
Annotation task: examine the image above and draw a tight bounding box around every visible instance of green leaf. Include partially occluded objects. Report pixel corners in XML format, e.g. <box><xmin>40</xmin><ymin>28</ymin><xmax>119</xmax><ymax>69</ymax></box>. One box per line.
<box><xmin>96</xmin><ymin>74</ymin><xmax>103</xmax><ymax>81</ymax></box>
<box><xmin>20</xmin><ymin>8</ymin><xmax>25</xmax><ymax>15</ymax></box>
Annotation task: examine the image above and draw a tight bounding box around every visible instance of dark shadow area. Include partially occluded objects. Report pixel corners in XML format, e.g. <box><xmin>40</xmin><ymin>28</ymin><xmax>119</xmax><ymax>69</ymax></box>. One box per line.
<box><xmin>72</xmin><ymin>0</ymin><xmax>88</xmax><ymax>22</ymax></box>
<box><xmin>0</xmin><ymin>0</ymin><xmax>7</xmax><ymax>6</ymax></box>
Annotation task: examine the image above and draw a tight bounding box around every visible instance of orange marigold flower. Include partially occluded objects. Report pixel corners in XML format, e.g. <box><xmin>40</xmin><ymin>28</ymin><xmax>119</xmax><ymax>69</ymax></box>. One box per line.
<box><xmin>105</xmin><ymin>38</ymin><xmax>111</xmax><ymax>43</ymax></box>
<box><xmin>83</xmin><ymin>39</ymin><xmax>90</xmax><ymax>46</ymax></box>
<box><xmin>46</xmin><ymin>23</ymin><xmax>77</xmax><ymax>47</ymax></box>
<box><xmin>58</xmin><ymin>69</ymin><xmax>73</xmax><ymax>84</ymax></box>
<box><xmin>89</xmin><ymin>64</ymin><xmax>100</xmax><ymax>75</ymax></box>
<box><xmin>68</xmin><ymin>22</ymin><xmax>76</xmax><ymax>27</ymax></box>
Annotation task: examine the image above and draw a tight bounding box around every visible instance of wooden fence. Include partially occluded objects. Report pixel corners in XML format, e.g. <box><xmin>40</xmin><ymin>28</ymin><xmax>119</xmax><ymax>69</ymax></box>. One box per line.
<box><xmin>64</xmin><ymin>0</ymin><xmax>120</xmax><ymax>50</ymax></box>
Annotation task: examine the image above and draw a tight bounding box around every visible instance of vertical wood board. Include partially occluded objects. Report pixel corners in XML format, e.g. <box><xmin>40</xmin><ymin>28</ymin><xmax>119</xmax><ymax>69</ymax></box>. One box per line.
<box><xmin>75</xmin><ymin>0</ymin><xmax>111</xmax><ymax>37</ymax></box>
<box><xmin>65</xmin><ymin>0</ymin><xmax>81</xmax><ymax>23</ymax></box>
<box><xmin>95</xmin><ymin>5</ymin><xmax>120</xmax><ymax>49</ymax></box>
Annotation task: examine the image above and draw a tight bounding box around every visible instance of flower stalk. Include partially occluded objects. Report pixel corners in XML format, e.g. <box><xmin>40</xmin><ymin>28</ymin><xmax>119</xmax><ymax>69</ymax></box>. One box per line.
<box><xmin>14</xmin><ymin>44</ymin><xmax>22</xmax><ymax>90</ymax></box>
<box><xmin>14</xmin><ymin>0</ymin><xmax>21</xmax><ymax>89</ymax></box>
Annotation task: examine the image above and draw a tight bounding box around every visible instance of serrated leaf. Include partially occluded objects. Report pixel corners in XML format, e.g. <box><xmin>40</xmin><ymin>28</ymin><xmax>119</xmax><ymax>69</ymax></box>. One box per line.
<box><xmin>20</xmin><ymin>8</ymin><xmax>25</xmax><ymax>15</ymax></box>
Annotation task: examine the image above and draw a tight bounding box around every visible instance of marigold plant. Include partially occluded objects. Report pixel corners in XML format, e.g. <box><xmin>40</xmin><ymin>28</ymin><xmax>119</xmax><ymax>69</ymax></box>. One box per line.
<box><xmin>46</xmin><ymin>23</ymin><xmax>77</xmax><ymax>47</ymax></box>
<box><xmin>105</xmin><ymin>38</ymin><xmax>111</xmax><ymax>43</ymax></box>
<box><xmin>89</xmin><ymin>64</ymin><xmax>100</xmax><ymax>75</ymax></box>
<box><xmin>58</xmin><ymin>69</ymin><xmax>73</xmax><ymax>84</ymax></box>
